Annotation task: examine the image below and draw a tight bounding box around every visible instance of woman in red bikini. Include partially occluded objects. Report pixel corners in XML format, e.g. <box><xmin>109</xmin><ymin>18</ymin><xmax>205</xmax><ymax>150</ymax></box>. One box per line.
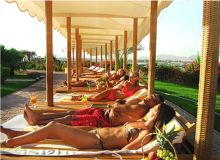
<box><xmin>72</xmin><ymin>71</ymin><xmax>147</xmax><ymax>102</ymax></box>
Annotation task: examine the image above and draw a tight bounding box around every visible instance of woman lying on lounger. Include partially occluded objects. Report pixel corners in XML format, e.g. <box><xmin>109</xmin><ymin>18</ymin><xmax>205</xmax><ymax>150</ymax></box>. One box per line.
<box><xmin>72</xmin><ymin>72</ymin><xmax>147</xmax><ymax>102</ymax></box>
<box><xmin>23</xmin><ymin>94</ymin><xmax>164</xmax><ymax>127</ymax></box>
<box><xmin>105</xmin><ymin>69</ymin><xmax>127</xmax><ymax>88</ymax></box>
<box><xmin>1</xmin><ymin>103</ymin><xmax>175</xmax><ymax>150</ymax></box>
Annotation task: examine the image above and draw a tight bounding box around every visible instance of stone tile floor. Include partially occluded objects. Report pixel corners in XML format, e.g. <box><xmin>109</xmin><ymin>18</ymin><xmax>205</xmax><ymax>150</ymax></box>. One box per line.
<box><xmin>1</xmin><ymin>71</ymin><xmax>219</xmax><ymax>154</ymax></box>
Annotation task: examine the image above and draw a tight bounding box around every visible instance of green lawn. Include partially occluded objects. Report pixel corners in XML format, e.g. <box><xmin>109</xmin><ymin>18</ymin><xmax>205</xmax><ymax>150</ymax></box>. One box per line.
<box><xmin>143</xmin><ymin>78</ymin><xmax>220</xmax><ymax>132</ymax></box>
<box><xmin>1</xmin><ymin>81</ymin><xmax>33</xmax><ymax>97</ymax></box>
<box><xmin>8</xmin><ymin>74</ymin><xmax>38</xmax><ymax>79</ymax></box>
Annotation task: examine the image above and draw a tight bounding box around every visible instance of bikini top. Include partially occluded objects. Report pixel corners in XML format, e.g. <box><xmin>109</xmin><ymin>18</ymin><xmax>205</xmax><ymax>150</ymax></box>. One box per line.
<box><xmin>126</xmin><ymin>127</ymin><xmax>142</xmax><ymax>142</ymax></box>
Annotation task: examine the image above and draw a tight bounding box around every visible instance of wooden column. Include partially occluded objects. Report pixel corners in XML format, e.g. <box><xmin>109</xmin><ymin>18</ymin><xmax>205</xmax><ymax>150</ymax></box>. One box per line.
<box><xmin>72</xmin><ymin>47</ymin><xmax>75</xmax><ymax>69</ymax></box>
<box><xmin>90</xmin><ymin>48</ymin><xmax>92</xmax><ymax>66</ymax></box>
<box><xmin>45</xmin><ymin>1</ymin><xmax>53</xmax><ymax>107</ymax></box>
<box><xmin>105</xmin><ymin>43</ymin><xmax>108</xmax><ymax>71</ymax></box>
<box><xmin>96</xmin><ymin>47</ymin><xmax>98</xmax><ymax>65</ymax></box>
<box><xmin>132</xmin><ymin>18</ymin><xmax>138</xmax><ymax>72</ymax></box>
<box><xmin>115</xmin><ymin>36</ymin><xmax>118</xmax><ymax>72</ymax></box>
<box><xmin>78</xmin><ymin>36</ymin><xmax>82</xmax><ymax>76</ymax></box>
<box><xmin>193</xmin><ymin>1</ymin><xmax>220</xmax><ymax>160</ymax></box>
<box><xmin>123</xmin><ymin>30</ymin><xmax>127</xmax><ymax>70</ymax></box>
<box><xmin>83</xmin><ymin>49</ymin><xmax>85</xmax><ymax>69</ymax></box>
<box><xmin>75</xmin><ymin>28</ymin><xmax>79</xmax><ymax>81</ymax></box>
<box><xmin>110</xmin><ymin>40</ymin><xmax>113</xmax><ymax>71</ymax></box>
<box><xmin>148</xmin><ymin>1</ymin><xmax>157</xmax><ymax>96</ymax></box>
<box><xmin>66</xmin><ymin>17</ymin><xmax>71</xmax><ymax>90</ymax></box>
<box><xmin>100</xmin><ymin>46</ymin><xmax>103</xmax><ymax>67</ymax></box>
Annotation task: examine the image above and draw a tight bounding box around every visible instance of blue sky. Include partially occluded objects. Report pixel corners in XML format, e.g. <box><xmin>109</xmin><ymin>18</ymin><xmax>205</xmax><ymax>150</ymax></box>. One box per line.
<box><xmin>0</xmin><ymin>0</ymin><xmax>212</xmax><ymax>60</ymax></box>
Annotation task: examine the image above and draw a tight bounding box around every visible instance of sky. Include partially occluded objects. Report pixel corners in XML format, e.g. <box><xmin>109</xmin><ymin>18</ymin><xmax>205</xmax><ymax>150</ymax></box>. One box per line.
<box><xmin>0</xmin><ymin>0</ymin><xmax>216</xmax><ymax>61</ymax></box>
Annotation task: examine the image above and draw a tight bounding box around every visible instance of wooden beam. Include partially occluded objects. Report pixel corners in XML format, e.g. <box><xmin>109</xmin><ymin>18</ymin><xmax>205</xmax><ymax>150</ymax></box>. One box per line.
<box><xmin>193</xmin><ymin>1</ymin><xmax>220</xmax><ymax>160</ymax></box>
<box><xmin>110</xmin><ymin>40</ymin><xmax>113</xmax><ymax>71</ymax></box>
<box><xmin>75</xmin><ymin>28</ymin><xmax>79</xmax><ymax>81</ymax></box>
<box><xmin>115</xmin><ymin>35</ymin><xmax>119</xmax><ymax>72</ymax></box>
<box><xmin>96</xmin><ymin>47</ymin><xmax>98</xmax><ymax>65</ymax></box>
<box><xmin>123</xmin><ymin>30</ymin><xmax>127</xmax><ymax>70</ymax></box>
<box><xmin>105</xmin><ymin>43</ymin><xmax>108</xmax><ymax>71</ymax></box>
<box><xmin>45</xmin><ymin>1</ymin><xmax>53</xmax><ymax>107</ymax></box>
<box><xmin>100</xmin><ymin>46</ymin><xmax>103</xmax><ymax>67</ymax></box>
<box><xmin>148</xmin><ymin>1</ymin><xmax>157</xmax><ymax>96</ymax></box>
<box><xmin>53</xmin><ymin>13</ymin><xmax>146</xmax><ymax>18</ymax></box>
<box><xmin>61</xmin><ymin>25</ymin><xmax>124</xmax><ymax>31</ymax></box>
<box><xmin>76</xmin><ymin>33</ymin><xmax>123</xmax><ymax>36</ymax></box>
<box><xmin>132</xmin><ymin>18</ymin><xmax>138</xmax><ymax>72</ymax></box>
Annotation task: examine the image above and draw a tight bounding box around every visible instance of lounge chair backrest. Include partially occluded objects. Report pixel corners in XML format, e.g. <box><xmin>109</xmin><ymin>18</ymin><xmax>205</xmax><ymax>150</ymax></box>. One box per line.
<box><xmin>97</xmin><ymin>68</ymin><xmax>105</xmax><ymax>73</ymax></box>
<box><xmin>93</xmin><ymin>67</ymin><xmax>100</xmax><ymax>71</ymax></box>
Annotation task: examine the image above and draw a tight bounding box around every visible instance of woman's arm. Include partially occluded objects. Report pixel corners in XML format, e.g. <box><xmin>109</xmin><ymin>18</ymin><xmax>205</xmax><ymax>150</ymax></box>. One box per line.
<box><xmin>138</xmin><ymin>77</ymin><xmax>148</xmax><ymax>88</ymax></box>
<box><xmin>122</xmin><ymin>130</ymin><xmax>153</xmax><ymax>150</ymax></box>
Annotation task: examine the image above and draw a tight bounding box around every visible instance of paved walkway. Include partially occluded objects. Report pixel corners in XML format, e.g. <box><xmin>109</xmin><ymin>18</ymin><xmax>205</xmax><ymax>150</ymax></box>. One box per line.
<box><xmin>1</xmin><ymin>71</ymin><xmax>66</xmax><ymax>123</ymax></box>
<box><xmin>1</xmin><ymin>72</ymin><xmax>220</xmax><ymax>154</ymax></box>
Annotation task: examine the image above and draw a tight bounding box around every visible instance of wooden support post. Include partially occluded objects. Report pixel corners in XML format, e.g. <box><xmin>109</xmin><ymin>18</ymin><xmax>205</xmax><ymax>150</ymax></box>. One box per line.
<box><xmin>148</xmin><ymin>1</ymin><xmax>157</xmax><ymax>96</ymax></box>
<box><xmin>193</xmin><ymin>1</ymin><xmax>220</xmax><ymax>160</ymax></box>
<box><xmin>96</xmin><ymin>47</ymin><xmax>98</xmax><ymax>65</ymax></box>
<box><xmin>66</xmin><ymin>17</ymin><xmax>71</xmax><ymax>90</ymax></box>
<box><xmin>45</xmin><ymin>1</ymin><xmax>53</xmax><ymax>107</ymax></box>
<box><xmin>90</xmin><ymin>48</ymin><xmax>92</xmax><ymax>66</ymax></box>
<box><xmin>100</xmin><ymin>46</ymin><xmax>103</xmax><ymax>67</ymax></box>
<box><xmin>115</xmin><ymin>36</ymin><xmax>118</xmax><ymax>72</ymax></box>
<box><xmin>123</xmin><ymin>30</ymin><xmax>127</xmax><ymax>70</ymax></box>
<box><xmin>78</xmin><ymin>36</ymin><xmax>82</xmax><ymax>76</ymax></box>
<box><xmin>105</xmin><ymin>43</ymin><xmax>107</xmax><ymax>71</ymax></box>
<box><xmin>110</xmin><ymin>40</ymin><xmax>113</xmax><ymax>71</ymax></box>
<box><xmin>132</xmin><ymin>18</ymin><xmax>138</xmax><ymax>72</ymax></box>
<box><xmin>72</xmin><ymin>47</ymin><xmax>75</xmax><ymax>69</ymax></box>
<box><xmin>83</xmin><ymin>49</ymin><xmax>85</xmax><ymax>69</ymax></box>
<box><xmin>75</xmin><ymin>28</ymin><xmax>79</xmax><ymax>81</ymax></box>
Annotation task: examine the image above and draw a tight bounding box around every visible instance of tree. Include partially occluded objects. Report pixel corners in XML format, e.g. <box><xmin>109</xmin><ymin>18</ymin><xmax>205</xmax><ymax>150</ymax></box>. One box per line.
<box><xmin>1</xmin><ymin>45</ymin><xmax>25</xmax><ymax>76</ymax></box>
<box><xmin>118</xmin><ymin>44</ymin><xmax>144</xmax><ymax>69</ymax></box>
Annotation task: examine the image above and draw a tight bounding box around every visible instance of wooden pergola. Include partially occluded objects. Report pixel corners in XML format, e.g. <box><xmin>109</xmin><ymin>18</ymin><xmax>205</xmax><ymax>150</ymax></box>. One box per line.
<box><xmin>3</xmin><ymin>0</ymin><xmax>220</xmax><ymax>160</ymax></box>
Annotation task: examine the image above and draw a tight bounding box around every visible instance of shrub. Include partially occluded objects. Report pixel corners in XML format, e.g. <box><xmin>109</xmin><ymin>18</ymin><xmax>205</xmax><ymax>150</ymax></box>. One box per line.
<box><xmin>1</xmin><ymin>66</ymin><xmax>10</xmax><ymax>83</ymax></box>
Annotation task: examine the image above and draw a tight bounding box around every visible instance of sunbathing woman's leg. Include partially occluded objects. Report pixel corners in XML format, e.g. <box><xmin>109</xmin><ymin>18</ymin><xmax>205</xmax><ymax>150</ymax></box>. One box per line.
<box><xmin>3</xmin><ymin>121</ymin><xmax>100</xmax><ymax>149</ymax></box>
<box><xmin>24</xmin><ymin>104</ymin><xmax>75</xmax><ymax>125</ymax></box>
<box><xmin>87</xmin><ymin>89</ymin><xmax>112</xmax><ymax>101</ymax></box>
<box><xmin>1</xmin><ymin>126</ymin><xmax>29</xmax><ymax>138</ymax></box>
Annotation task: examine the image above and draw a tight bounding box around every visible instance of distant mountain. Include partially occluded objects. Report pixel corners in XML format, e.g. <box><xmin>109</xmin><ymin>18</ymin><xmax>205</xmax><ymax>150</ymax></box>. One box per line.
<box><xmin>155</xmin><ymin>54</ymin><xmax>197</xmax><ymax>62</ymax></box>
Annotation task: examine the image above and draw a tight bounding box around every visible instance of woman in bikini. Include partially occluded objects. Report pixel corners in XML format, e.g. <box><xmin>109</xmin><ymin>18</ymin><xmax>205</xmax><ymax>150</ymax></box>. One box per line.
<box><xmin>22</xmin><ymin>94</ymin><xmax>164</xmax><ymax>127</ymax></box>
<box><xmin>1</xmin><ymin>103</ymin><xmax>175</xmax><ymax>150</ymax></box>
<box><xmin>72</xmin><ymin>71</ymin><xmax>147</xmax><ymax>102</ymax></box>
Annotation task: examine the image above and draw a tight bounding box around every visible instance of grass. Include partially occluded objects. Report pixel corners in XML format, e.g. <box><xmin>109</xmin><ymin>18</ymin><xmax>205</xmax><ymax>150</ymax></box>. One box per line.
<box><xmin>1</xmin><ymin>72</ymin><xmax>39</xmax><ymax>97</ymax></box>
<box><xmin>143</xmin><ymin>78</ymin><xmax>220</xmax><ymax>132</ymax></box>
<box><xmin>1</xmin><ymin>81</ymin><xmax>33</xmax><ymax>97</ymax></box>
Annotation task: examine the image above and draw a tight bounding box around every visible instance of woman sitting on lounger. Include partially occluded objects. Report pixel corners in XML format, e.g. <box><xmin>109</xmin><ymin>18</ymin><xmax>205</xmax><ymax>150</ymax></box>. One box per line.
<box><xmin>23</xmin><ymin>94</ymin><xmax>164</xmax><ymax>127</ymax></box>
<box><xmin>72</xmin><ymin>72</ymin><xmax>147</xmax><ymax>102</ymax></box>
<box><xmin>1</xmin><ymin>103</ymin><xmax>175</xmax><ymax>150</ymax></box>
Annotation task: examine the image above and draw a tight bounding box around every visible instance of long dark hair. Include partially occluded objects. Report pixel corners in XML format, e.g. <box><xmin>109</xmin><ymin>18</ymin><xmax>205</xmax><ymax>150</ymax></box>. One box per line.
<box><xmin>155</xmin><ymin>103</ymin><xmax>176</xmax><ymax>129</ymax></box>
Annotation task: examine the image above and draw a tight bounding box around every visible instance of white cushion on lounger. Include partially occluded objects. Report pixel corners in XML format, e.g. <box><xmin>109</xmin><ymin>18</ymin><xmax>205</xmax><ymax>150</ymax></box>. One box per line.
<box><xmin>97</xmin><ymin>68</ymin><xmax>105</xmax><ymax>73</ymax></box>
<box><xmin>93</xmin><ymin>67</ymin><xmax>100</xmax><ymax>71</ymax></box>
<box><xmin>88</xmin><ymin>66</ymin><xmax>96</xmax><ymax>70</ymax></box>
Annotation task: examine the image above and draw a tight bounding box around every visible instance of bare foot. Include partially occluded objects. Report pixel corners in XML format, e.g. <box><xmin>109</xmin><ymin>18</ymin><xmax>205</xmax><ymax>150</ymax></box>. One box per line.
<box><xmin>24</xmin><ymin>104</ymin><xmax>39</xmax><ymax>125</ymax></box>
<box><xmin>0</xmin><ymin>140</ymin><xmax>8</xmax><ymax>148</ymax></box>
<box><xmin>1</xmin><ymin>126</ymin><xmax>17</xmax><ymax>138</ymax></box>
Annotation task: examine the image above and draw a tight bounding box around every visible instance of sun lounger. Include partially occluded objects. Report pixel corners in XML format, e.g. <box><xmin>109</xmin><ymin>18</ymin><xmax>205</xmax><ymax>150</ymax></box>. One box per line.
<box><xmin>0</xmin><ymin>111</ymin><xmax>195</xmax><ymax>157</ymax></box>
